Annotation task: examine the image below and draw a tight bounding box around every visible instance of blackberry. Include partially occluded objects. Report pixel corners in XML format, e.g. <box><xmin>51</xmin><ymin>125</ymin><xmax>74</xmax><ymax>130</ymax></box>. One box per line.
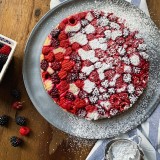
<box><xmin>51</xmin><ymin>61</ymin><xmax>61</xmax><ymax>71</ymax></box>
<box><xmin>65</xmin><ymin>92</ymin><xmax>75</xmax><ymax>101</ymax></box>
<box><xmin>0</xmin><ymin>54</ymin><xmax>8</xmax><ymax>66</ymax></box>
<box><xmin>0</xmin><ymin>115</ymin><xmax>9</xmax><ymax>126</ymax></box>
<box><xmin>78</xmin><ymin>90</ymin><xmax>88</xmax><ymax>99</ymax></box>
<box><xmin>70</xmin><ymin>53</ymin><xmax>81</xmax><ymax>62</ymax></box>
<box><xmin>81</xmin><ymin>19</ymin><xmax>89</xmax><ymax>27</ymax></box>
<box><xmin>0</xmin><ymin>42</ymin><xmax>4</xmax><ymax>48</ymax></box>
<box><xmin>11</xmin><ymin>89</ymin><xmax>21</xmax><ymax>100</ymax></box>
<box><xmin>10</xmin><ymin>136</ymin><xmax>23</xmax><ymax>147</ymax></box>
<box><xmin>77</xmin><ymin>109</ymin><xmax>87</xmax><ymax>118</ymax></box>
<box><xmin>51</xmin><ymin>73</ymin><xmax>60</xmax><ymax>84</ymax></box>
<box><xmin>97</xmin><ymin>108</ymin><xmax>106</xmax><ymax>115</ymax></box>
<box><xmin>51</xmin><ymin>38</ymin><xmax>60</xmax><ymax>48</ymax></box>
<box><xmin>15</xmin><ymin>116</ymin><xmax>26</xmax><ymax>126</ymax></box>
<box><xmin>92</xmin><ymin>10</ymin><xmax>101</xmax><ymax>18</ymax></box>
<box><xmin>50</xmin><ymin>87</ymin><xmax>59</xmax><ymax>98</ymax></box>
<box><xmin>66</xmin><ymin>72</ymin><xmax>78</xmax><ymax>83</ymax></box>
<box><xmin>40</xmin><ymin>59</ymin><xmax>48</xmax><ymax>71</ymax></box>
<box><xmin>50</xmin><ymin>29</ymin><xmax>60</xmax><ymax>38</ymax></box>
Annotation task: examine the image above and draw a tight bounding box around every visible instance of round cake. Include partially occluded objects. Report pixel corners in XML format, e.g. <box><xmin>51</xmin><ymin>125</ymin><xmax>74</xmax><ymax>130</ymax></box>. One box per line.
<box><xmin>40</xmin><ymin>10</ymin><xmax>149</xmax><ymax>120</ymax></box>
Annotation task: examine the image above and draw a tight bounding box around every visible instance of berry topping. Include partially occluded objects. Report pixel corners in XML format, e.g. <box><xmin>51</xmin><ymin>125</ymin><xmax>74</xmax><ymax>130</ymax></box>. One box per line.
<box><xmin>16</xmin><ymin>116</ymin><xmax>27</xmax><ymax>126</ymax></box>
<box><xmin>50</xmin><ymin>28</ymin><xmax>60</xmax><ymax>38</ymax></box>
<box><xmin>50</xmin><ymin>87</ymin><xmax>59</xmax><ymax>98</ymax></box>
<box><xmin>51</xmin><ymin>73</ymin><xmax>60</xmax><ymax>84</ymax></box>
<box><xmin>19</xmin><ymin>126</ymin><xmax>30</xmax><ymax>136</ymax></box>
<box><xmin>58</xmin><ymin>31</ymin><xmax>68</xmax><ymax>41</ymax></box>
<box><xmin>41</xmin><ymin>59</ymin><xmax>48</xmax><ymax>71</ymax></box>
<box><xmin>58</xmin><ymin>70</ymin><xmax>67</xmax><ymax>79</ymax></box>
<box><xmin>10</xmin><ymin>136</ymin><xmax>23</xmax><ymax>147</ymax></box>
<box><xmin>54</xmin><ymin>52</ymin><xmax>64</xmax><ymax>61</ymax></box>
<box><xmin>51</xmin><ymin>38</ymin><xmax>60</xmax><ymax>48</ymax></box>
<box><xmin>51</xmin><ymin>61</ymin><xmax>61</xmax><ymax>71</ymax></box>
<box><xmin>61</xmin><ymin>60</ymin><xmax>75</xmax><ymax>71</ymax></box>
<box><xmin>45</xmin><ymin>52</ymin><xmax>55</xmax><ymax>62</ymax></box>
<box><xmin>0</xmin><ymin>115</ymin><xmax>9</xmax><ymax>126</ymax></box>
<box><xmin>65</xmin><ymin>92</ymin><xmax>75</xmax><ymax>101</ymax></box>
<box><xmin>66</xmin><ymin>72</ymin><xmax>78</xmax><ymax>83</ymax></box>
<box><xmin>42</xmin><ymin>46</ymin><xmax>53</xmax><ymax>55</ymax></box>
<box><xmin>12</xmin><ymin>101</ymin><xmax>23</xmax><ymax>110</ymax></box>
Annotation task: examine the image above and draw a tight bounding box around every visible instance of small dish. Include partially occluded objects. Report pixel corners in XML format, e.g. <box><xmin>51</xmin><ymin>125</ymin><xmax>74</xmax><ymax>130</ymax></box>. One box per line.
<box><xmin>0</xmin><ymin>34</ymin><xmax>17</xmax><ymax>82</ymax></box>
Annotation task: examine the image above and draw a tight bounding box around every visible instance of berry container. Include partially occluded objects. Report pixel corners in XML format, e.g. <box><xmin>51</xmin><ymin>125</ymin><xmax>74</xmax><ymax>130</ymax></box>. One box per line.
<box><xmin>0</xmin><ymin>34</ymin><xmax>17</xmax><ymax>82</ymax></box>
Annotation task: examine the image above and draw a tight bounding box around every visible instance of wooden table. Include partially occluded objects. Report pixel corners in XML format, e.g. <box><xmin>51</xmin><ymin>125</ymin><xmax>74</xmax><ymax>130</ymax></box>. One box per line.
<box><xmin>0</xmin><ymin>0</ymin><xmax>159</xmax><ymax>159</ymax></box>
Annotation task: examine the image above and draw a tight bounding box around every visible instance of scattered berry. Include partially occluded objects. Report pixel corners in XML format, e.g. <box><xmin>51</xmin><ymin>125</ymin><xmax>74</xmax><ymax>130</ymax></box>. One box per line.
<box><xmin>16</xmin><ymin>116</ymin><xmax>26</xmax><ymax>126</ymax></box>
<box><xmin>12</xmin><ymin>101</ymin><xmax>23</xmax><ymax>110</ymax></box>
<box><xmin>0</xmin><ymin>115</ymin><xmax>9</xmax><ymax>126</ymax></box>
<box><xmin>11</xmin><ymin>89</ymin><xmax>21</xmax><ymax>100</ymax></box>
<box><xmin>51</xmin><ymin>61</ymin><xmax>61</xmax><ymax>71</ymax></box>
<box><xmin>51</xmin><ymin>73</ymin><xmax>60</xmax><ymax>84</ymax></box>
<box><xmin>0</xmin><ymin>45</ymin><xmax>11</xmax><ymax>55</ymax></box>
<box><xmin>66</xmin><ymin>72</ymin><xmax>78</xmax><ymax>83</ymax></box>
<box><xmin>50</xmin><ymin>87</ymin><xmax>59</xmax><ymax>98</ymax></box>
<box><xmin>10</xmin><ymin>136</ymin><xmax>23</xmax><ymax>147</ymax></box>
<box><xmin>51</xmin><ymin>38</ymin><xmax>60</xmax><ymax>48</ymax></box>
<box><xmin>19</xmin><ymin>126</ymin><xmax>30</xmax><ymax>136</ymax></box>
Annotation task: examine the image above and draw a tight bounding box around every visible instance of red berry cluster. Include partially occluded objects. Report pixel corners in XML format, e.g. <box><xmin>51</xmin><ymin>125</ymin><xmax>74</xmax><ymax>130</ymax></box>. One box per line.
<box><xmin>40</xmin><ymin>10</ymin><xmax>149</xmax><ymax>120</ymax></box>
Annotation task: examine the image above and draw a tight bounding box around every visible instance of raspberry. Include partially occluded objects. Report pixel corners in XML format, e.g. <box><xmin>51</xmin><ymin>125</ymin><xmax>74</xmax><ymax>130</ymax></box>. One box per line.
<box><xmin>16</xmin><ymin>116</ymin><xmax>27</xmax><ymax>126</ymax></box>
<box><xmin>127</xmin><ymin>47</ymin><xmax>136</xmax><ymax>54</ymax></box>
<box><xmin>60</xmin><ymin>39</ymin><xmax>70</xmax><ymax>48</ymax></box>
<box><xmin>82</xmin><ymin>44</ymin><xmax>91</xmax><ymax>51</ymax></box>
<box><xmin>50</xmin><ymin>28</ymin><xmax>60</xmax><ymax>38</ymax></box>
<box><xmin>10</xmin><ymin>136</ymin><xmax>23</xmax><ymax>147</ymax></box>
<box><xmin>60</xmin><ymin>98</ymin><xmax>73</xmax><ymax>110</ymax></box>
<box><xmin>73</xmin><ymin>62</ymin><xmax>82</xmax><ymax>72</ymax></box>
<box><xmin>58</xmin><ymin>21</ymin><xmax>66</xmax><ymax>30</ymax></box>
<box><xmin>57</xmin><ymin>80</ymin><xmax>69</xmax><ymax>93</ymax></box>
<box><xmin>104</xmin><ymin>70</ymin><xmax>115</xmax><ymax>80</ymax></box>
<box><xmin>54</xmin><ymin>52</ymin><xmax>64</xmax><ymax>61</ymax></box>
<box><xmin>83</xmin><ymin>60</ymin><xmax>92</xmax><ymax>67</ymax></box>
<box><xmin>116</xmin><ymin>65</ymin><xmax>124</xmax><ymax>74</ymax></box>
<box><xmin>68</xmin><ymin>16</ymin><xmax>78</xmax><ymax>25</ymax></box>
<box><xmin>78</xmin><ymin>90</ymin><xmax>88</xmax><ymax>99</ymax></box>
<box><xmin>58</xmin><ymin>70</ymin><xmax>67</xmax><ymax>79</ymax></box>
<box><xmin>140</xmin><ymin>73</ymin><xmax>148</xmax><ymax>87</ymax></box>
<box><xmin>77</xmin><ymin>109</ymin><xmax>87</xmax><ymax>118</ymax></box>
<box><xmin>44</xmin><ymin>52</ymin><xmax>54</xmax><ymax>62</ymax></box>
<box><xmin>89</xmin><ymin>71</ymin><xmax>99</xmax><ymax>82</ymax></box>
<box><xmin>50</xmin><ymin>87</ymin><xmax>59</xmax><ymax>98</ymax></box>
<box><xmin>0</xmin><ymin>45</ymin><xmax>11</xmax><ymax>55</ymax></box>
<box><xmin>119</xmin><ymin>101</ymin><xmax>129</xmax><ymax>111</ymax></box>
<box><xmin>109</xmin><ymin>94</ymin><xmax>121</xmax><ymax>106</ymax></box>
<box><xmin>75</xmin><ymin>80</ymin><xmax>84</xmax><ymax>88</ymax></box>
<box><xmin>41</xmin><ymin>59</ymin><xmax>48</xmax><ymax>71</ymax></box>
<box><xmin>0</xmin><ymin>115</ymin><xmax>9</xmax><ymax>126</ymax></box>
<box><xmin>133</xmin><ymin>76</ymin><xmax>141</xmax><ymax>87</ymax></box>
<box><xmin>96</xmin><ymin>27</ymin><xmax>105</xmax><ymax>35</ymax></box>
<box><xmin>65</xmin><ymin>92</ymin><xmax>75</xmax><ymax>101</ymax></box>
<box><xmin>108</xmin><ymin>13</ymin><xmax>118</xmax><ymax>22</ymax></box>
<box><xmin>87</xmin><ymin>34</ymin><xmax>95</xmax><ymax>41</ymax></box>
<box><xmin>42</xmin><ymin>46</ymin><xmax>53</xmax><ymax>55</ymax></box>
<box><xmin>72</xmin><ymin>42</ymin><xmax>80</xmax><ymax>50</ymax></box>
<box><xmin>85</xmin><ymin>105</ymin><xmax>96</xmax><ymax>112</ymax></box>
<box><xmin>0</xmin><ymin>54</ymin><xmax>8</xmax><ymax>66</ymax></box>
<box><xmin>70</xmin><ymin>52</ymin><xmax>81</xmax><ymax>62</ymax></box>
<box><xmin>12</xmin><ymin>101</ymin><xmax>23</xmax><ymax>110</ymax></box>
<box><xmin>19</xmin><ymin>126</ymin><xmax>30</xmax><ymax>136</ymax></box>
<box><xmin>65</xmin><ymin>47</ymin><xmax>72</xmax><ymax>56</ymax></box>
<box><xmin>116</xmin><ymin>37</ymin><xmax>125</xmax><ymax>45</ymax></box>
<box><xmin>78</xmin><ymin>12</ymin><xmax>87</xmax><ymax>19</ymax></box>
<box><xmin>42</xmin><ymin>71</ymin><xmax>50</xmax><ymax>79</ymax></box>
<box><xmin>118</xmin><ymin>93</ymin><xmax>129</xmax><ymax>102</ymax></box>
<box><xmin>95</xmin><ymin>49</ymin><xmax>105</xmax><ymax>58</ymax></box>
<box><xmin>66</xmin><ymin>72</ymin><xmax>78</xmax><ymax>83</ymax></box>
<box><xmin>51</xmin><ymin>61</ymin><xmax>61</xmax><ymax>71</ymax></box>
<box><xmin>74</xmin><ymin>98</ymin><xmax>86</xmax><ymax>108</ymax></box>
<box><xmin>11</xmin><ymin>89</ymin><xmax>21</xmax><ymax>100</ymax></box>
<box><xmin>58</xmin><ymin>31</ymin><xmax>68</xmax><ymax>41</ymax></box>
<box><xmin>51</xmin><ymin>38</ymin><xmax>60</xmax><ymax>48</ymax></box>
<box><xmin>61</xmin><ymin>60</ymin><xmax>75</xmax><ymax>71</ymax></box>
<box><xmin>51</xmin><ymin>73</ymin><xmax>60</xmax><ymax>84</ymax></box>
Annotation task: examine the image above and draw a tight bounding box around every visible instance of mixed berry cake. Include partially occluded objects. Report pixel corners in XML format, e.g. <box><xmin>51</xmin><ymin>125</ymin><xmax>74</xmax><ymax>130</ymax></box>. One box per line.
<box><xmin>40</xmin><ymin>10</ymin><xmax>149</xmax><ymax>120</ymax></box>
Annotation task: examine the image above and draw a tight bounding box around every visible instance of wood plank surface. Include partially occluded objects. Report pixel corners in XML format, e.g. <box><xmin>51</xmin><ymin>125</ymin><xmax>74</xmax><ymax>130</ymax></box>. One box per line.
<box><xmin>0</xmin><ymin>0</ymin><xmax>159</xmax><ymax>160</ymax></box>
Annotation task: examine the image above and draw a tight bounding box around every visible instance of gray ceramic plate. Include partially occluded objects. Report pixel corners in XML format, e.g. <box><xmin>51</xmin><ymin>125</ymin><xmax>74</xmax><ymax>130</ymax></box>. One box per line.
<box><xmin>23</xmin><ymin>0</ymin><xmax>160</xmax><ymax>139</ymax></box>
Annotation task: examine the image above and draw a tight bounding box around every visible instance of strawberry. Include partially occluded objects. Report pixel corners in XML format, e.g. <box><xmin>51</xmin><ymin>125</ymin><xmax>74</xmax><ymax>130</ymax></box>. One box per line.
<box><xmin>0</xmin><ymin>45</ymin><xmax>11</xmax><ymax>55</ymax></box>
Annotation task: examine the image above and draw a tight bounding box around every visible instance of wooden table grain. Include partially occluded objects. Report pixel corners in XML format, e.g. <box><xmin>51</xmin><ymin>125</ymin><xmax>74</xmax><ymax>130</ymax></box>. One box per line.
<box><xmin>0</xmin><ymin>0</ymin><xmax>159</xmax><ymax>160</ymax></box>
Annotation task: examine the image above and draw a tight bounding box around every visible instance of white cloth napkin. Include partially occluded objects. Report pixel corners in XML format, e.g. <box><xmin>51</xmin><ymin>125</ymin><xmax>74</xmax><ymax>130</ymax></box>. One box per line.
<box><xmin>49</xmin><ymin>1</ymin><xmax>160</xmax><ymax>160</ymax></box>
